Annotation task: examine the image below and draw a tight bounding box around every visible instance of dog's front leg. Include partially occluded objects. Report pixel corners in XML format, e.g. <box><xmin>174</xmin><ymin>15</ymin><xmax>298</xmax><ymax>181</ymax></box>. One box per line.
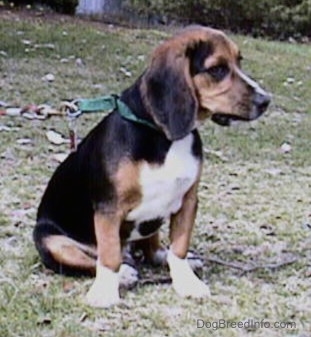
<box><xmin>86</xmin><ymin>211</ymin><xmax>122</xmax><ymax>308</ymax></box>
<box><xmin>168</xmin><ymin>182</ymin><xmax>210</xmax><ymax>298</ymax></box>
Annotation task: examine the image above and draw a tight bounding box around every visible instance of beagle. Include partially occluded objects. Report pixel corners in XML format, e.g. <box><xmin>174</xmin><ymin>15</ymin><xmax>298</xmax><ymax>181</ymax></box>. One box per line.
<box><xmin>33</xmin><ymin>25</ymin><xmax>270</xmax><ymax>307</ymax></box>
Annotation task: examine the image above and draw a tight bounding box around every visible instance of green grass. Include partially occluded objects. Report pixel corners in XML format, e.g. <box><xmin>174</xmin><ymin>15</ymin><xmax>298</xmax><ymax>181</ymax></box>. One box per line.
<box><xmin>0</xmin><ymin>9</ymin><xmax>311</xmax><ymax>337</ymax></box>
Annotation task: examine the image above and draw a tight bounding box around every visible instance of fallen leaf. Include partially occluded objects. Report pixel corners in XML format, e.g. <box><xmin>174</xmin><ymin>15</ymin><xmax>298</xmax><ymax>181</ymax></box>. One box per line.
<box><xmin>46</xmin><ymin>130</ymin><xmax>67</xmax><ymax>145</ymax></box>
<box><xmin>204</xmin><ymin>148</ymin><xmax>228</xmax><ymax>161</ymax></box>
<box><xmin>37</xmin><ymin>316</ymin><xmax>52</xmax><ymax>326</ymax></box>
<box><xmin>280</xmin><ymin>142</ymin><xmax>292</xmax><ymax>153</ymax></box>
<box><xmin>82</xmin><ymin>319</ymin><xmax>111</xmax><ymax>332</ymax></box>
<box><xmin>265</xmin><ymin>168</ymin><xmax>283</xmax><ymax>176</ymax></box>
<box><xmin>52</xmin><ymin>153</ymin><xmax>69</xmax><ymax>162</ymax></box>
<box><xmin>62</xmin><ymin>280</ymin><xmax>75</xmax><ymax>293</ymax></box>
<box><xmin>42</xmin><ymin>73</ymin><xmax>55</xmax><ymax>82</ymax></box>
<box><xmin>16</xmin><ymin>138</ymin><xmax>32</xmax><ymax>145</ymax></box>
<box><xmin>79</xmin><ymin>313</ymin><xmax>88</xmax><ymax>323</ymax></box>
<box><xmin>0</xmin><ymin>125</ymin><xmax>13</xmax><ymax>132</ymax></box>
<box><xmin>21</xmin><ymin>39</ymin><xmax>32</xmax><ymax>45</ymax></box>
<box><xmin>34</xmin><ymin>43</ymin><xmax>55</xmax><ymax>50</ymax></box>
<box><xmin>75</xmin><ymin>58</ymin><xmax>85</xmax><ymax>67</ymax></box>
<box><xmin>120</xmin><ymin>67</ymin><xmax>132</xmax><ymax>77</ymax></box>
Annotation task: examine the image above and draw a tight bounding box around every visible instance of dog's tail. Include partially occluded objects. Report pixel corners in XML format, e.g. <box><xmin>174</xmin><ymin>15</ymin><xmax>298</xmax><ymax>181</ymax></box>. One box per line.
<box><xmin>33</xmin><ymin>220</ymin><xmax>97</xmax><ymax>276</ymax></box>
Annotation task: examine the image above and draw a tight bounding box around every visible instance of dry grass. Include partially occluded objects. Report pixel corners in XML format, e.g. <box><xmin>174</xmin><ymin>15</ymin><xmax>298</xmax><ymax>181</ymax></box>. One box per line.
<box><xmin>0</xmin><ymin>9</ymin><xmax>310</xmax><ymax>337</ymax></box>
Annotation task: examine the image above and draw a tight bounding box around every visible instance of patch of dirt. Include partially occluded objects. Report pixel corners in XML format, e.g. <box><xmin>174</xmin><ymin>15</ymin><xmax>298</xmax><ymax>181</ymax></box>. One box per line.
<box><xmin>0</xmin><ymin>7</ymin><xmax>114</xmax><ymax>30</ymax></box>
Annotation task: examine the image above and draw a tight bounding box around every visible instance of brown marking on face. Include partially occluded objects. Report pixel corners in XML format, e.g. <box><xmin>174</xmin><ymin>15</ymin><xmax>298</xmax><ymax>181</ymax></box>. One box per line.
<box><xmin>187</xmin><ymin>27</ymin><xmax>270</xmax><ymax>124</ymax></box>
<box><xmin>191</xmin><ymin>33</ymin><xmax>250</xmax><ymax>118</ymax></box>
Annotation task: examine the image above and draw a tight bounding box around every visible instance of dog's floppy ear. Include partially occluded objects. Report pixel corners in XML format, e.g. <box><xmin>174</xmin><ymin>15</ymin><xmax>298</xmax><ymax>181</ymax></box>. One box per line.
<box><xmin>142</xmin><ymin>47</ymin><xmax>198</xmax><ymax>141</ymax></box>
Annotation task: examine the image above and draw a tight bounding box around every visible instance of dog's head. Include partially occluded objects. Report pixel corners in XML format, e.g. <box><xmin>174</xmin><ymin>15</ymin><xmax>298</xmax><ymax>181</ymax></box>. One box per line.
<box><xmin>141</xmin><ymin>25</ymin><xmax>271</xmax><ymax>141</ymax></box>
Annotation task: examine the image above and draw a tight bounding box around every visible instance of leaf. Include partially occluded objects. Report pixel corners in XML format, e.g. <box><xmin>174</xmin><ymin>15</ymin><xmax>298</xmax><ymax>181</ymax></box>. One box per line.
<box><xmin>280</xmin><ymin>142</ymin><xmax>292</xmax><ymax>153</ymax></box>
<box><xmin>265</xmin><ymin>168</ymin><xmax>283</xmax><ymax>176</ymax></box>
<box><xmin>120</xmin><ymin>67</ymin><xmax>132</xmax><ymax>77</ymax></box>
<box><xmin>0</xmin><ymin>125</ymin><xmax>13</xmax><ymax>132</ymax></box>
<box><xmin>16</xmin><ymin>138</ymin><xmax>32</xmax><ymax>145</ymax></box>
<box><xmin>42</xmin><ymin>73</ymin><xmax>55</xmax><ymax>82</ymax></box>
<box><xmin>46</xmin><ymin>130</ymin><xmax>67</xmax><ymax>145</ymax></box>
<box><xmin>52</xmin><ymin>153</ymin><xmax>69</xmax><ymax>162</ymax></box>
<box><xmin>82</xmin><ymin>319</ymin><xmax>111</xmax><ymax>332</ymax></box>
<box><xmin>36</xmin><ymin>316</ymin><xmax>52</xmax><ymax>326</ymax></box>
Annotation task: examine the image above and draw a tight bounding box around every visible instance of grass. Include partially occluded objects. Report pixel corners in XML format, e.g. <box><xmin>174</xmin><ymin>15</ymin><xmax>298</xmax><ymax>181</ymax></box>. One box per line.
<box><xmin>0</xmin><ymin>9</ymin><xmax>311</xmax><ymax>337</ymax></box>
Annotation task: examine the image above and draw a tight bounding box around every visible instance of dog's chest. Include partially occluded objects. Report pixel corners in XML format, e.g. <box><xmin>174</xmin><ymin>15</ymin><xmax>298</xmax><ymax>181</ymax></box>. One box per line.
<box><xmin>126</xmin><ymin>134</ymin><xmax>200</xmax><ymax>225</ymax></box>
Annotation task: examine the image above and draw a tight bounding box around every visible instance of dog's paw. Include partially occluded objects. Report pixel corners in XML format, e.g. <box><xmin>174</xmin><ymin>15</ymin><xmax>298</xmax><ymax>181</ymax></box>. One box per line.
<box><xmin>147</xmin><ymin>249</ymin><xmax>203</xmax><ymax>270</ymax></box>
<box><xmin>173</xmin><ymin>276</ymin><xmax>210</xmax><ymax>298</ymax></box>
<box><xmin>85</xmin><ymin>264</ymin><xmax>120</xmax><ymax>308</ymax></box>
<box><xmin>167</xmin><ymin>249</ymin><xmax>210</xmax><ymax>299</ymax></box>
<box><xmin>86</xmin><ymin>281</ymin><xmax>120</xmax><ymax>308</ymax></box>
<box><xmin>119</xmin><ymin>263</ymin><xmax>138</xmax><ymax>289</ymax></box>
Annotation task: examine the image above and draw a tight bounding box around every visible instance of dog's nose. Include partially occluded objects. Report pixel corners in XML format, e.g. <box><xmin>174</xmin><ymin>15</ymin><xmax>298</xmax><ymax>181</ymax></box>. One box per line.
<box><xmin>253</xmin><ymin>91</ymin><xmax>271</xmax><ymax>114</ymax></box>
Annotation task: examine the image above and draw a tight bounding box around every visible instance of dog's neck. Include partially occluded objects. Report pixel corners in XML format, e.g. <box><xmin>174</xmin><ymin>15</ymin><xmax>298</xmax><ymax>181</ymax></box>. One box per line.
<box><xmin>120</xmin><ymin>76</ymin><xmax>156</xmax><ymax>128</ymax></box>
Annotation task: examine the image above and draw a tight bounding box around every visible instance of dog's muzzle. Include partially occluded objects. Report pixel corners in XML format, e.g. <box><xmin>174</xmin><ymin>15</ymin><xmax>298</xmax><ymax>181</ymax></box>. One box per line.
<box><xmin>252</xmin><ymin>91</ymin><xmax>271</xmax><ymax>117</ymax></box>
<box><xmin>211</xmin><ymin>90</ymin><xmax>271</xmax><ymax>126</ymax></box>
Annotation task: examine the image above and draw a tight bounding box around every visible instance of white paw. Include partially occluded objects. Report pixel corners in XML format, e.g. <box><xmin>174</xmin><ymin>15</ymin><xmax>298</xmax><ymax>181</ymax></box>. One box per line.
<box><xmin>85</xmin><ymin>263</ymin><xmax>120</xmax><ymax>308</ymax></box>
<box><xmin>174</xmin><ymin>276</ymin><xmax>210</xmax><ymax>298</ymax></box>
<box><xmin>86</xmin><ymin>280</ymin><xmax>120</xmax><ymax>308</ymax></box>
<box><xmin>119</xmin><ymin>264</ymin><xmax>138</xmax><ymax>289</ymax></box>
<box><xmin>167</xmin><ymin>249</ymin><xmax>210</xmax><ymax>299</ymax></box>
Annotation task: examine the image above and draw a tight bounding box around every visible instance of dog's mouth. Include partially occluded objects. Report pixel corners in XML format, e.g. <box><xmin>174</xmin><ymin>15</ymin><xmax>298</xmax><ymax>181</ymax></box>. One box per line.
<box><xmin>211</xmin><ymin>113</ymin><xmax>250</xmax><ymax>126</ymax></box>
<box><xmin>211</xmin><ymin>91</ymin><xmax>271</xmax><ymax>127</ymax></box>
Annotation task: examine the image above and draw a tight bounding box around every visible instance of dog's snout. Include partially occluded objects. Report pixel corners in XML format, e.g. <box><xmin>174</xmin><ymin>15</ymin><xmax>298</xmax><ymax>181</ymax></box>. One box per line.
<box><xmin>253</xmin><ymin>91</ymin><xmax>271</xmax><ymax>113</ymax></box>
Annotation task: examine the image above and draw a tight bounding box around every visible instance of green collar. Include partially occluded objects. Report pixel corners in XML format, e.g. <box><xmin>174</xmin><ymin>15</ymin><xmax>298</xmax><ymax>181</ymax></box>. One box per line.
<box><xmin>77</xmin><ymin>95</ymin><xmax>159</xmax><ymax>131</ymax></box>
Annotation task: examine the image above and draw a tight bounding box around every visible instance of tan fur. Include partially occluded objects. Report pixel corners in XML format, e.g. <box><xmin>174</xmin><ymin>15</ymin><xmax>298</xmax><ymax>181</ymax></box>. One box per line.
<box><xmin>44</xmin><ymin>235</ymin><xmax>96</xmax><ymax>274</ymax></box>
<box><xmin>114</xmin><ymin>160</ymin><xmax>142</xmax><ymax>214</ymax></box>
<box><xmin>94</xmin><ymin>211</ymin><xmax>123</xmax><ymax>272</ymax></box>
<box><xmin>169</xmin><ymin>165</ymin><xmax>202</xmax><ymax>259</ymax></box>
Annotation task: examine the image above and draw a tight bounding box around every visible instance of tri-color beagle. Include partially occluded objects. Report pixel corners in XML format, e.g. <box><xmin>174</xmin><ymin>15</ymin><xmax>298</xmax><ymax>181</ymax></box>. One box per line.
<box><xmin>33</xmin><ymin>25</ymin><xmax>270</xmax><ymax>307</ymax></box>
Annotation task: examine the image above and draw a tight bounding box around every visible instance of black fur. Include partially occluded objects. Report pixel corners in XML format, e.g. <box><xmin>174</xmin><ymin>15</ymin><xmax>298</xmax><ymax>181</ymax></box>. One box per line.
<box><xmin>144</xmin><ymin>55</ymin><xmax>197</xmax><ymax>141</ymax></box>
<box><xmin>187</xmin><ymin>41</ymin><xmax>214</xmax><ymax>76</ymax></box>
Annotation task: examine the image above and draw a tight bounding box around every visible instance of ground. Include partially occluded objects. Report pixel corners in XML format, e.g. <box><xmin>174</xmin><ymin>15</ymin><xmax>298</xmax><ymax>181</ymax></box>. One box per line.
<box><xmin>0</xmin><ymin>8</ymin><xmax>311</xmax><ymax>337</ymax></box>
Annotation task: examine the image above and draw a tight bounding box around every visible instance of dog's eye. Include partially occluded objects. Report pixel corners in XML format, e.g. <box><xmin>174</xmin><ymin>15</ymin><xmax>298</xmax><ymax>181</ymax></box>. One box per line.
<box><xmin>206</xmin><ymin>64</ymin><xmax>229</xmax><ymax>81</ymax></box>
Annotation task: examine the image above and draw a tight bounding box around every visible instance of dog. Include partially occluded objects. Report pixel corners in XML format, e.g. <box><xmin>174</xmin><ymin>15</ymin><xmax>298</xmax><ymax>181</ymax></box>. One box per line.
<box><xmin>33</xmin><ymin>25</ymin><xmax>270</xmax><ymax>308</ymax></box>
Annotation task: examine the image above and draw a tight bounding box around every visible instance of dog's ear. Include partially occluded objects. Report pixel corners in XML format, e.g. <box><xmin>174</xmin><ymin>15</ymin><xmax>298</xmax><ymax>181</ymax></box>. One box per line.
<box><xmin>142</xmin><ymin>48</ymin><xmax>198</xmax><ymax>141</ymax></box>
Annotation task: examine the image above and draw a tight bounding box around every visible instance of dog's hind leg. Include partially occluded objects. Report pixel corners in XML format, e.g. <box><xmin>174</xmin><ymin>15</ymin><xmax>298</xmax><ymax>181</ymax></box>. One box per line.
<box><xmin>33</xmin><ymin>221</ymin><xmax>96</xmax><ymax>276</ymax></box>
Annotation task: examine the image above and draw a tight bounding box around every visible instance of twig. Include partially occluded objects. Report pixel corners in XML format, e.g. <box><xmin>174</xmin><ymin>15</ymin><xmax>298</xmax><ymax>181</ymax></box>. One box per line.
<box><xmin>206</xmin><ymin>255</ymin><xmax>298</xmax><ymax>275</ymax></box>
<box><xmin>203</xmin><ymin>148</ymin><xmax>229</xmax><ymax>162</ymax></box>
<box><xmin>138</xmin><ymin>276</ymin><xmax>172</xmax><ymax>286</ymax></box>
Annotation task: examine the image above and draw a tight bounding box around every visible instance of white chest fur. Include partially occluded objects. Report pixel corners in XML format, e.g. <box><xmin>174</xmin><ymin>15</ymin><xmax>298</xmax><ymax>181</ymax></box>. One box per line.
<box><xmin>127</xmin><ymin>134</ymin><xmax>200</xmax><ymax>224</ymax></box>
